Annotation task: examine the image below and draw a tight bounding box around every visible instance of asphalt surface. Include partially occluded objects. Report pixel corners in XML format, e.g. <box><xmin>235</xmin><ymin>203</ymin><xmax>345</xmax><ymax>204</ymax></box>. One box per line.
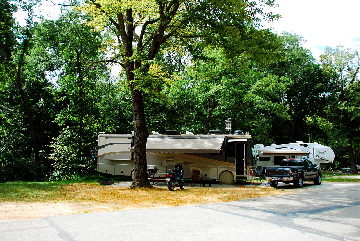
<box><xmin>1</xmin><ymin>182</ymin><xmax>360</xmax><ymax>241</ymax></box>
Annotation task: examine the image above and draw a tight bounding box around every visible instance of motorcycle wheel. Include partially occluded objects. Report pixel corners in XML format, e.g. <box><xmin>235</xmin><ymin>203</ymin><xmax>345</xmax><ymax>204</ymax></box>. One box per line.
<box><xmin>168</xmin><ymin>182</ymin><xmax>175</xmax><ymax>191</ymax></box>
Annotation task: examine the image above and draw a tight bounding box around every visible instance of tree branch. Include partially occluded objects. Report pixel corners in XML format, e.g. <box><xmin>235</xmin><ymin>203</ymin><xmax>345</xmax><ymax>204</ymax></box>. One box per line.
<box><xmin>137</xmin><ymin>18</ymin><xmax>159</xmax><ymax>52</ymax></box>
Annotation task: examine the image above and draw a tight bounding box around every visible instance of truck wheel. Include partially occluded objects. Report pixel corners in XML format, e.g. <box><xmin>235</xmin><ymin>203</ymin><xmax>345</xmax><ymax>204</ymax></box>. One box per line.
<box><xmin>314</xmin><ymin>175</ymin><xmax>322</xmax><ymax>185</ymax></box>
<box><xmin>270</xmin><ymin>181</ymin><xmax>278</xmax><ymax>188</ymax></box>
<box><xmin>294</xmin><ymin>177</ymin><xmax>303</xmax><ymax>188</ymax></box>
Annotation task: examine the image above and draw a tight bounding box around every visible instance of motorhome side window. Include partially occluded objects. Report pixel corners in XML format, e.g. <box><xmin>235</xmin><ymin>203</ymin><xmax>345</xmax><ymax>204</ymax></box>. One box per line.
<box><xmin>226</xmin><ymin>142</ymin><xmax>235</xmax><ymax>157</ymax></box>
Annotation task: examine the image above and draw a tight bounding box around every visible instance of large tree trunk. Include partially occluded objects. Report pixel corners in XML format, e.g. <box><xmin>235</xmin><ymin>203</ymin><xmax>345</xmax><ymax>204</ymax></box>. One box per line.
<box><xmin>130</xmin><ymin>86</ymin><xmax>152</xmax><ymax>188</ymax></box>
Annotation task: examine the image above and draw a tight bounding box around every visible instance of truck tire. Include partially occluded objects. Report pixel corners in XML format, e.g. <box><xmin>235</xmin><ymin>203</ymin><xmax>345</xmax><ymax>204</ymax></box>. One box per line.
<box><xmin>270</xmin><ymin>181</ymin><xmax>278</xmax><ymax>188</ymax></box>
<box><xmin>314</xmin><ymin>175</ymin><xmax>322</xmax><ymax>185</ymax></box>
<box><xmin>294</xmin><ymin>177</ymin><xmax>303</xmax><ymax>188</ymax></box>
<box><xmin>219</xmin><ymin>170</ymin><xmax>234</xmax><ymax>184</ymax></box>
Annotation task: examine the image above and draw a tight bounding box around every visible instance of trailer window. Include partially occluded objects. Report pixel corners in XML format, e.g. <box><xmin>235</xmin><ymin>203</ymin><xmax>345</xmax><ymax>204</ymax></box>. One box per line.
<box><xmin>259</xmin><ymin>157</ymin><xmax>270</xmax><ymax>161</ymax></box>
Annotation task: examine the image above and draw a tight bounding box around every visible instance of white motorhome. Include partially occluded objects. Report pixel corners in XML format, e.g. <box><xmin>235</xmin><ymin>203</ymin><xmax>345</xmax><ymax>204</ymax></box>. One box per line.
<box><xmin>97</xmin><ymin>132</ymin><xmax>253</xmax><ymax>184</ymax></box>
<box><xmin>253</xmin><ymin>141</ymin><xmax>335</xmax><ymax>172</ymax></box>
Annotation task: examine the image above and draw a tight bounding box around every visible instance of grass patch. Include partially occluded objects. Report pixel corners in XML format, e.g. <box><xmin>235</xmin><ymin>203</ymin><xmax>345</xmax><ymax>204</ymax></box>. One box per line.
<box><xmin>322</xmin><ymin>172</ymin><xmax>360</xmax><ymax>182</ymax></box>
<box><xmin>322</xmin><ymin>176</ymin><xmax>360</xmax><ymax>182</ymax></box>
<box><xmin>0</xmin><ymin>180</ymin><xmax>97</xmax><ymax>202</ymax></box>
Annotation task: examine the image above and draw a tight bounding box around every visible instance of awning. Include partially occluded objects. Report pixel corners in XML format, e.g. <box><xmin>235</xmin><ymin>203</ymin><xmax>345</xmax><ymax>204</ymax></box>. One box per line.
<box><xmin>259</xmin><ymin>150</ymin><xmax>309</xmax><ymax>155</ymax></box>
<box><xmin>144</xmin><ymin>136</ymin><xmax>225</xmax><ymax>153</ymax></box>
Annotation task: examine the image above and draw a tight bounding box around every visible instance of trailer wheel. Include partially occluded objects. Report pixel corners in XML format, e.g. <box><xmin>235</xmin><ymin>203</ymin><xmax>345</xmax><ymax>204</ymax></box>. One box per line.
<box><xmin>219</xmin><ymin>170</ymin><xmax>234</xmax><ymax>184</ymax></box>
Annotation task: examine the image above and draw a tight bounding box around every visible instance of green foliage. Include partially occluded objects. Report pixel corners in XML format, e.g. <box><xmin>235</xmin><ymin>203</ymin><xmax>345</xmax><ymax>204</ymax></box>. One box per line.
<box><xmin>265</xmin><ymin>32</ymin><xmax>333</xmax><ymax>144</ymax></box>
<box><xmin>2</xmin><ymin>1</ymin><xmax>358</xmax><ymax>181</ymax></box>
<box><xmin>153</xmin><ymin>44</ymin><xmax>288</xmax><ymax>139</ymax></box>
<box><xmin>0</xmin><ymin>155</ymin><xmax>48</xmax><ymax>183</ymax></box>
<box><xmin>0</xmin><ymin>1</ymin><xmax>60</xmax><ymax>182</ymax></box>
<box><xmin>0</xmin><ymin>7</ymin><xmax>133</xmax><ymax>182</ymax></box>
<box><xmin>50</xmin><ymin>128</ymin><xmax>93</xmax><ymax>180</ymax></box>
<box><xmin>317</xmin><ymin>46</ymin><xmax>360</xmax><ymax>171</ymax></box>
<box><xmin>0</xmin><ymin>0</ymin><xmax>16</xmax><ymax>62</ymax></box>
<box><xmin>33</xmin><ymin>10</ymin><xmax>133</xmax><ymax>180</ymax></box>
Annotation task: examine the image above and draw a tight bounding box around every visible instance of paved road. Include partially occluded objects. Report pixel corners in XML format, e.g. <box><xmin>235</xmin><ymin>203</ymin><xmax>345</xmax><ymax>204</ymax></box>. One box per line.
<box><xmin>1</xmin><ymin>182</ymin><xmax>359</xmax><ymax>241</ymax></box>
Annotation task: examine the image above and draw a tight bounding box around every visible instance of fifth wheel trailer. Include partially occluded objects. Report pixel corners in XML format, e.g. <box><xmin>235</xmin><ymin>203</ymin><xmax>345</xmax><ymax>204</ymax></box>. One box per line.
<box><xmin>97</xmin><ymin>133</ymin><xmax>253</xmax><ymax>184</ymax></box>
<box><xmin>252</xmin><ymin>141</ymin><xmax>335</xmax><ymax>174</ymax></box>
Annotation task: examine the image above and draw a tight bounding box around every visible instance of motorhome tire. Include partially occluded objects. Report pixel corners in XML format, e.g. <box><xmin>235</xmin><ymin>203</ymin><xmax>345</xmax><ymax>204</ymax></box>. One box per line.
<box><xmin>219</xmin><ymin>170</ymin><xmax>234</xmax><ymax>184</ymax></box>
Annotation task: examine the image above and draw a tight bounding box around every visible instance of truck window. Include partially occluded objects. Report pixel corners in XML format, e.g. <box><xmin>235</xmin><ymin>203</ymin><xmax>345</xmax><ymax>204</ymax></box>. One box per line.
<box><xmin>280</xmin><ymin>160</ymin><xmax>303</xmax><ymax>166</ymax></box>
<box><xmin>274</xmin><ymin>156</ymin><xmax>286</xmax><ymax>165</ymax></box>
<box><xmin>290</xmin><ymin>161</ymin><xmax>302</xmax><ymax>166</ymax></box>
<box><xmin>304</xmin><ymin>160</ymin><xmax>313</xmax><ymax>167</ymax></box>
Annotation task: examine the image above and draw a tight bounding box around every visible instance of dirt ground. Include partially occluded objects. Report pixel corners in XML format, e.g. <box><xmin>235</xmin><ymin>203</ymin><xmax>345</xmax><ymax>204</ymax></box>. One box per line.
<box><xmin>0</xmin><ymin>201</ymin><xmax>158</xmax><ymax>222</ymax></box>
<box><xmin>1</xmin><ymin>202</ymin><xmax>94</xmax><ymax>221</ymax></box>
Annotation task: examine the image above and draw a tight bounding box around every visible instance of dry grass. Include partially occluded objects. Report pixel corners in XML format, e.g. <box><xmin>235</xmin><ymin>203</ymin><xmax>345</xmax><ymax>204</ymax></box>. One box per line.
<box><xmin>0</xmin><ymin>182</ymin><xmax>287</xmax><ymax>221</ymax></box>
<box><xmin>59</xmin><ymin>183</ymin><xmax>285</xmax><ymax>209</ymax></box>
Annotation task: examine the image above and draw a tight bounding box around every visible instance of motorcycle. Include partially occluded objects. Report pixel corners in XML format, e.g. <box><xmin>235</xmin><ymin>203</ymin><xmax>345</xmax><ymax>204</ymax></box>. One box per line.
<box><xmin>165</xmin><ymin>168</ymin><xmax>184</xmax><ymax>191</ymax></box>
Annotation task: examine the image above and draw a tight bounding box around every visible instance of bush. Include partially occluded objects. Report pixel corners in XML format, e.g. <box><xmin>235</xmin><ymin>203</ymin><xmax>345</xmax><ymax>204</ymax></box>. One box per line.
<box><xmin>0</xmin><ymin>155</ymin><xmax>48</xmax><ymax>182</ymax></box>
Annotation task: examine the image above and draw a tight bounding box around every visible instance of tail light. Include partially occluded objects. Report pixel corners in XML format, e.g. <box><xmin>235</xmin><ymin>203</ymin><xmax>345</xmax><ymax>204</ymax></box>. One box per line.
<box><xmin>164</xmin><ymin>174</ymin><xmax>172</xmax><ymax>178</ymax></box>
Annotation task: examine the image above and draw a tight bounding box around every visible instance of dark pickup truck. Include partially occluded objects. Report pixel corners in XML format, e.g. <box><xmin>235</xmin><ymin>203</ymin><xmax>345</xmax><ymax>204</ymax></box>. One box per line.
<box><xmin>263</xmin><ymin>159</ymin><xmax>322</xmax><ymax>188</ymax></box>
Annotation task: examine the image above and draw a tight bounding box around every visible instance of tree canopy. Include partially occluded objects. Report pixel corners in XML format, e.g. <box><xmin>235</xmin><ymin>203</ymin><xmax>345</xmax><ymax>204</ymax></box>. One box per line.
<box><xmin>318</xmin><ymin>46</ymin><xmax>360</xmax><ymax>173</ymax></box>
<box><xmin>79</xmin><ymin>0</ymin><xmax>283</xmax><ymax>188</ymax></box>
<box><xmin>0</xmin><ymin>1</ymin><xmax>359</xmax><ymax>182</ymax></box>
